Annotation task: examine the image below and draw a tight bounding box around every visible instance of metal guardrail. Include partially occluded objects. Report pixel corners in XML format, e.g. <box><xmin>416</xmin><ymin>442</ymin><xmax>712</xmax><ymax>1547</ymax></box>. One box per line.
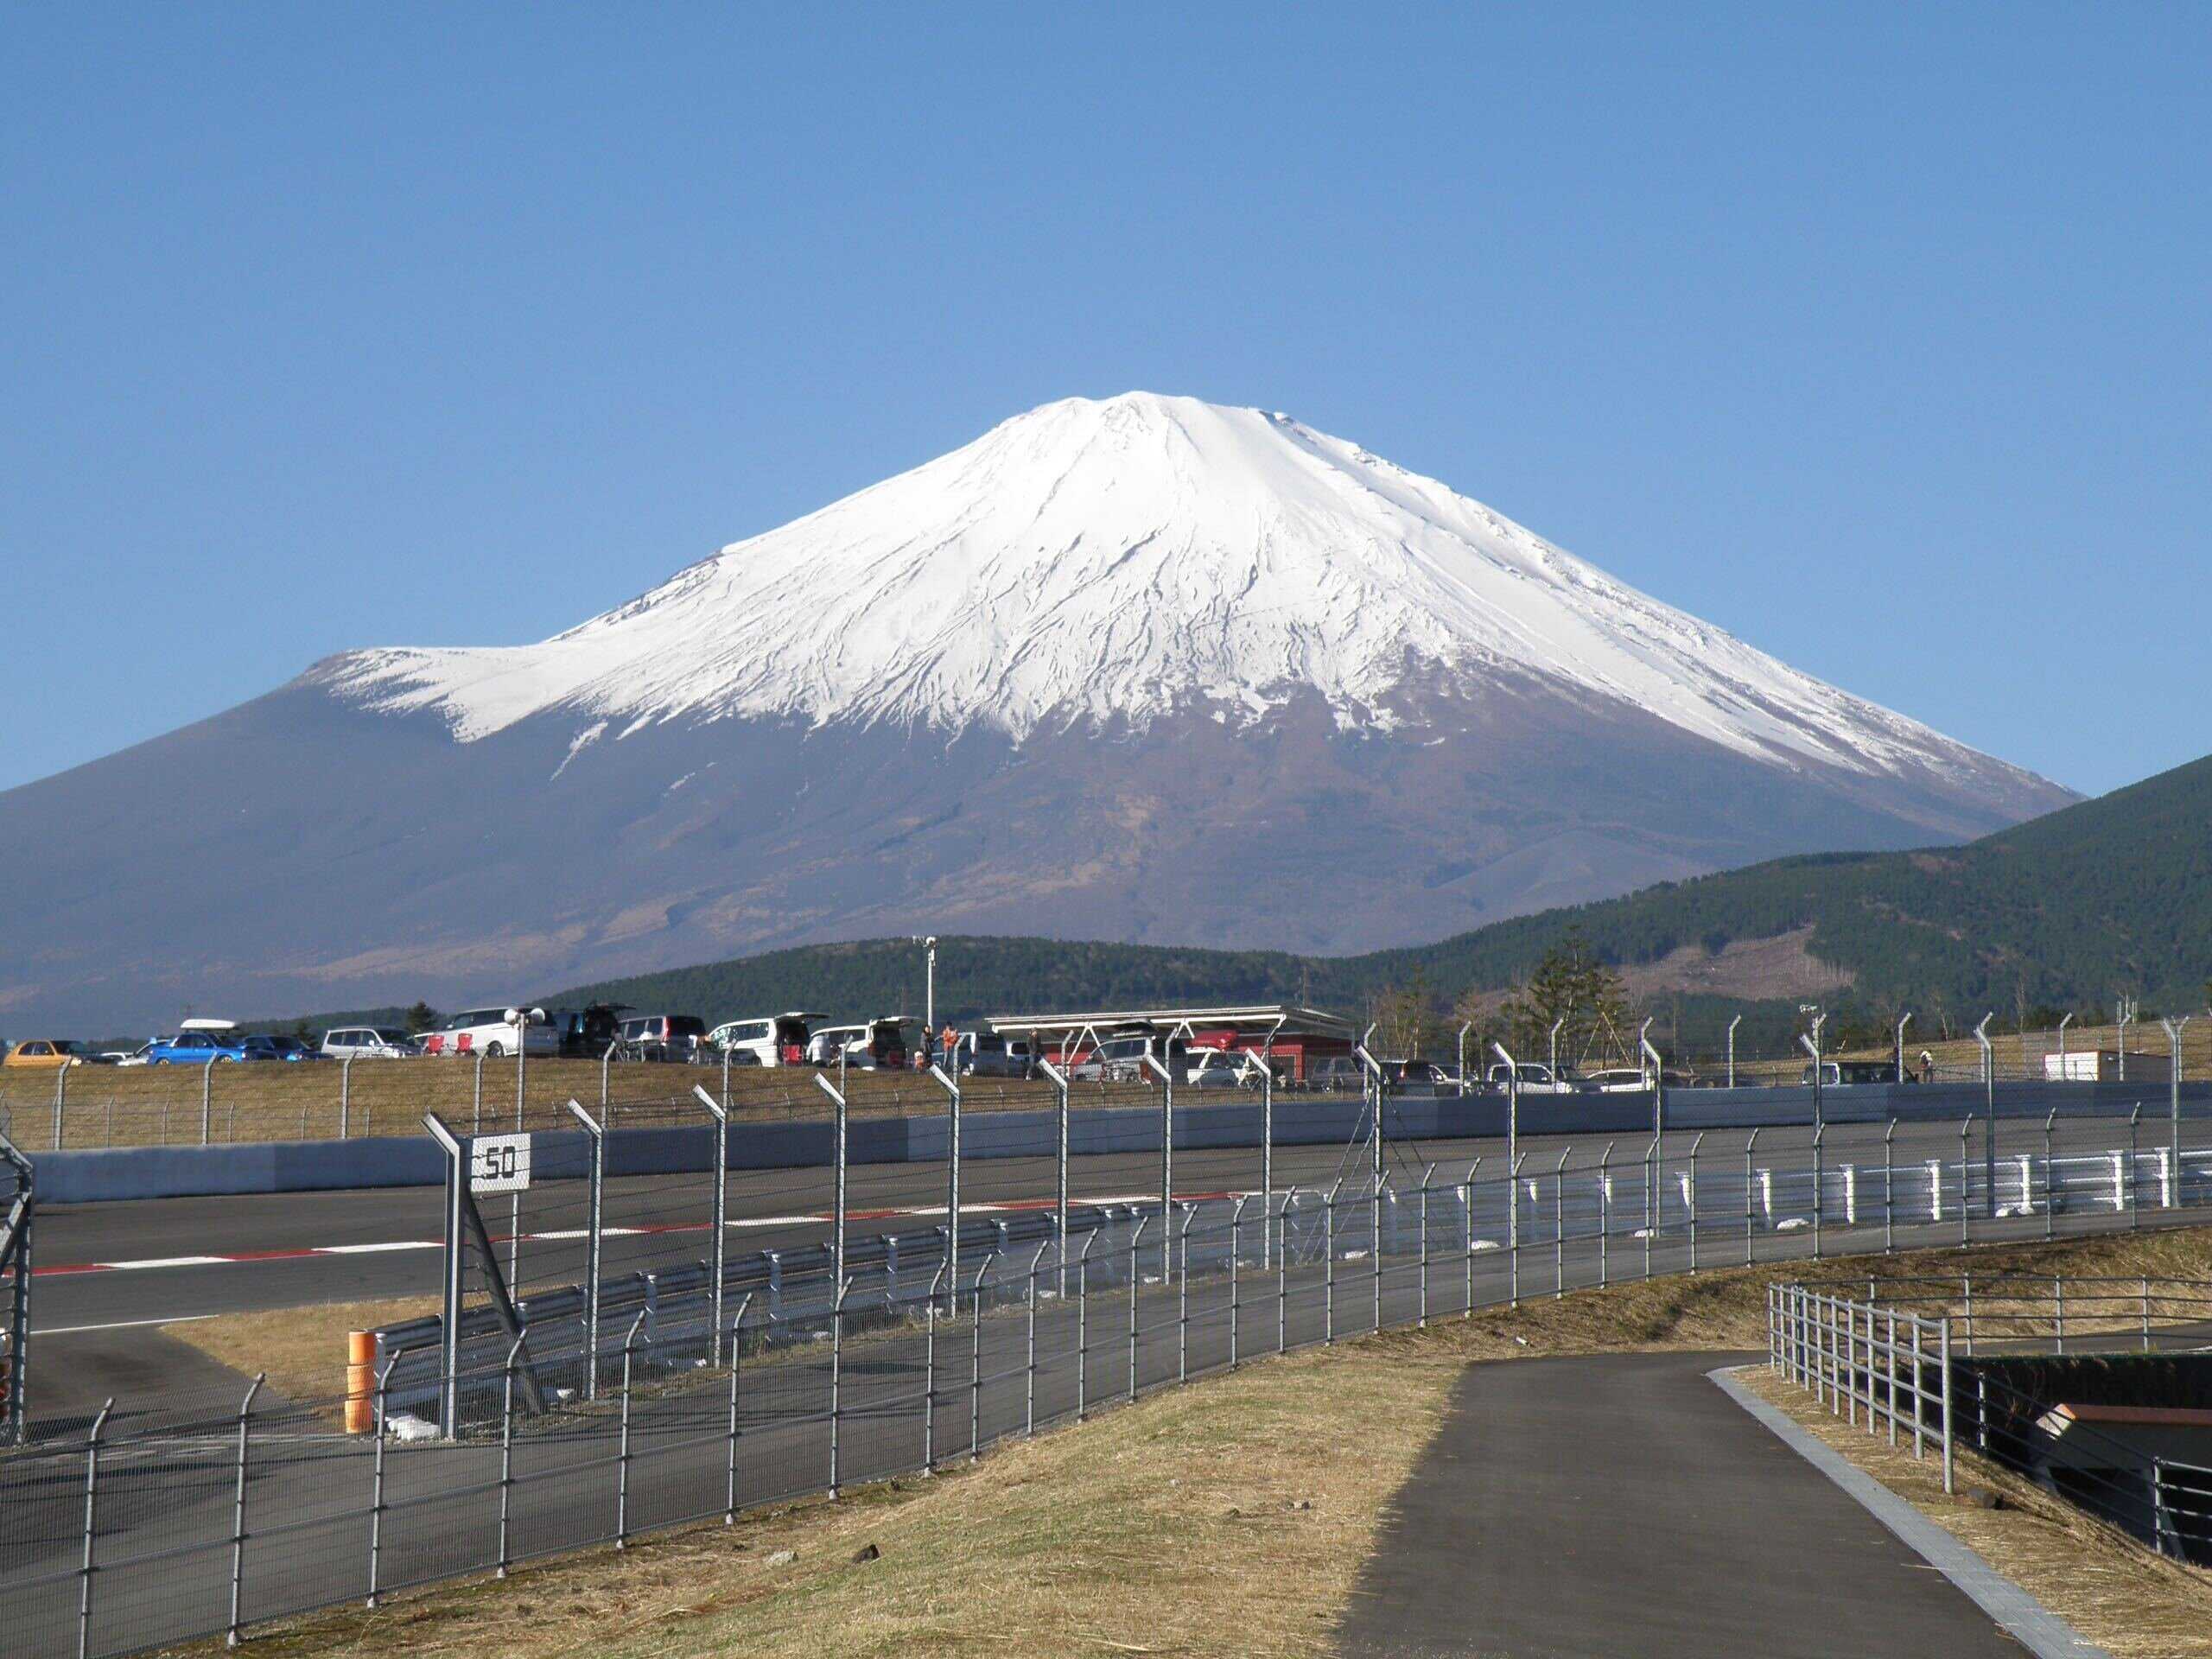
<box><xmin>1770</xmin><ymin>1272</ymin><xmax>2212</xmax><ymax>1565</ymax></box>
<box><xmin>1768</xmin><ymin>1283</ymin><xmax>1955</xmax><ymax>1491</ymax></box>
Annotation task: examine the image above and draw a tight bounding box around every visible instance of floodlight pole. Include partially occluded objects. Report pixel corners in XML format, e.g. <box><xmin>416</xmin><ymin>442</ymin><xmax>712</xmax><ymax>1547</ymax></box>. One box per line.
<box><xmin>928</xmin><ymin>1063</ymin><xmax>961</xmax><ymax>1306</ymax></box>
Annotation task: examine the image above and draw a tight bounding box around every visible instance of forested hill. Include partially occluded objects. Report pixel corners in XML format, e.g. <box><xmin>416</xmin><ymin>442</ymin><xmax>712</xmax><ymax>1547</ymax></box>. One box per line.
<box><xmin>531</xmin><ymin>753</ymin><xmax>2209</xmax><ymax>1027</ymax></box>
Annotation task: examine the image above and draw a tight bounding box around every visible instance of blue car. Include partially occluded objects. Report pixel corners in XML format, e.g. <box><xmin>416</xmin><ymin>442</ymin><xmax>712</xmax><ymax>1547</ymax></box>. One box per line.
<box><xmin>147</xmin><ymin>1024</ymin><xmax>254</xmax><ymax>1064</ymax></box>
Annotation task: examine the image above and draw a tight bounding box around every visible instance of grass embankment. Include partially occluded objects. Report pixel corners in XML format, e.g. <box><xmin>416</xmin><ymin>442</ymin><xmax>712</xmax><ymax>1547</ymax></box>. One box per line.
<box><xmin>156</xmin><ymin>1227</ymin><xmax>2212</xmax><ymax>1658</ymax></box>
<box><xmin>0</xmin><ymin>1062</ymin><xmax>1165</xmax><ymax>1154</ymax></box>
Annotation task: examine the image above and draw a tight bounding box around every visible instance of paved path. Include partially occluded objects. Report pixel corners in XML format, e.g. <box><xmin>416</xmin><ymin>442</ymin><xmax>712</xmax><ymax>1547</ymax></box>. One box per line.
<box><xmin>1333</xmin><ymin>1351</ymin><xmax>2029</xmax><ymax>1658</ymax></box>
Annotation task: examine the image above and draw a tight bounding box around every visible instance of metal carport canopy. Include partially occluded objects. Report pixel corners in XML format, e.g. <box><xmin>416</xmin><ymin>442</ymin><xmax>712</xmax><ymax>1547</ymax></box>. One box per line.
<box><xmin>983</xmin><ymin>1003</ymin><xmax>1352</xmax><ymax>1041</ymax></box>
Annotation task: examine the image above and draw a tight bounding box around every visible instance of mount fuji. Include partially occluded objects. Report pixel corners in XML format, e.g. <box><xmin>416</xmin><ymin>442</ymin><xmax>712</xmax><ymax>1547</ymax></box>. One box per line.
<box><xmin>2</xmin><ymin>392</ymin><xmax>2072</xmax><ymax>1028</ymax></box>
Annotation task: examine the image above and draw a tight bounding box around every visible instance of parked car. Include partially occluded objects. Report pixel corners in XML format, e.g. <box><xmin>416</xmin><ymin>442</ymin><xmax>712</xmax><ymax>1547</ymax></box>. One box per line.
<box><xmin>420</xmin><ymin>1007</ymin><xmax>558</xmax><ymax>1058</ymax></box>
<box><xmin>1067</xmin><ymin>1033</ymin><xmax>1186</xmax><ymax>1084</ymax></box>
<box><xmin>103</xmin><ymin>1041</ymin><xmax>158</xmax><ymax>1066</ymax></box>
<box><xmin>1389</xmin><ymin>1058</ymin><xmax>1455</xmax><ymax>1096</ymax></box>
<box><xmin>321</xmin><ymin>1027</ymin><xmax>416</xmax><ymax>1060</ymax></box>
<box><xmin>616</xmin><ymin>1014</ymin><xmax>708</xmax><ymax>1064</ymax></box>
<box><xmin>804</xmin><ymin>1016</ymin><xmax>911</xmax><ymax>1071</ymax></box>
<box><xmin>707</xmin><ymin>1012</ymin><xmax>821</xmax><ymax>1068</ymax></box>
<box><xmin>1481</xmin><ymin>1060</ymin><xmax>1580</xmax><ymax>1094</ymax></box>
<box><xmin>962</xmin><ymin>1033</ymin><xmax>1035</xmax><ymax>1080</ymax></box>
<box><xmin>1308</xmin><ymin>1055</ymin><xmax>1367</xmax><ymax>1092</ymax></box>
<box><xmin>242</xmin><ymin>1033</ymin><xmax>323</xmax><ymax>1063</ymax></box>
<box><xmin>148</xmin><ymin>1020</ymin><xmax>255</xmax><ymax>1064</ymax></box>
<box><xmin>3</xmin><ymin>1039</ymin><xmax>95</xmax><ymax>1069</ymax></box>
<box><xmin>555</xmin><ymin>1003</ymin><xmax>630</xmax><ymax>1058</ymax></box>
<box><xmin>1188</xmin><ymin>1048</ymin><xmax>1250</xmax><ymax>1089</ymax></box>
<box><xmin>1802</xmin><ymin>1060</ymin><xmax>1900</xmax><ymax>1086</ymax></box>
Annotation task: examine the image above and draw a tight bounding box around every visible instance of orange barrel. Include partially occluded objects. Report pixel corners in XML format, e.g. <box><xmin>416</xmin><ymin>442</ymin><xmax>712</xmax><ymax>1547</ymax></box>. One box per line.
<box><xmin>345</xmin><ymin>1330</ymin><xmax>376</xmax><ymax>1433</ymax></box>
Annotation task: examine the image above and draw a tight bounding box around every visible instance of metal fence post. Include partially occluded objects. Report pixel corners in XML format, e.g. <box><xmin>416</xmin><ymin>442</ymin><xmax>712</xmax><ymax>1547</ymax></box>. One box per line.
<box><xmin>567</xmin><ymin>1100</ymin><xmax>607</xmax><ymax>1400</ymax></box>
<box><xmin>2043</xmin><ymin>1109</ymin><xmax>2056</xmax><ymax>1240</ymax></box>
<box><xmin>1958</xmin><ymin>1116</ymin><xmax>1974</xmax><ymax>1245</ymax></box>
<box><xmin>1744</xmin><ymin>1129</ymin><xmax>1759</xmax><ymax>1266</ymax></box>
<box><xmin>1324</xmin><ymin>1180</ymin><xmax>1341</xmax><ymax>1342</ymax></box>
<box><xmin>1462</xmin><ymin>1162</ymin><xmax>1479</xmax><ymax>1317</ymax></box>
<box><xmin>1554</xmin><ymin>1148</ymin><xmax>1569</xmax><ymax>1298</ymax></box>
<box><xmin>201</xmin><ymin>1059</ymin><xmax>213</xmax><ymax>1145</ymax></box>
<box><xmin>366</xmin><ymin>1346</ymin><xmax>406</xmax><ymax>1606</ymax></box>
<box><xmin>691</xmin><ymin>1084</ymin><xmax>731</xmax><ymax>1364</ymax></box>
<box><xmin>1811</xmin><ymin>1124</ymin><xmax>1825</xmax><ymax>1262</ymax></box>
<box><xmin>969</xmin><ymin>1254</ymin><xmax>994</xmax><ymax>1463</ymax></box>
<box><xmin>1642</xmin><ymin>1135</ymin><xmax>1658</xmax><ymax>1281</ymax></box>
<box><xmin>1687</xmin><ymin>1132</ymin><xmax>1703</xmax><ymax>1273</ymax></box>
<box><xmin>1939</xmin><ymin>1316</ymin><xmax>1955</xmax><ymax>1494</ymax></box>
<box><xmin>1911</xmin><ymin>1317</ymin><xmax>1924</xmax><ymax>1458</ymax></box>
<box><xmin>472</xmin><ymin>1051</ymin><xmax>484</xmax><ymax>1133</ymax></box>
<box><xmin>1128</xmin><ymin>1215</ymin><xmax>1148</xmax><ymax>1399</ymax></box>
<box><xmin>1280</xmin><ymin>1190</ymin><xmax>1296</xmax><ymax>1353</ymax></box>
<box><xmin>1076</xmin><ymin>1230</ymin><xmax>1096</xmax><ymax>1421</ymax></box>
<box><xmin>929</xmin><ymin>1064</ymin><xmax>963</xmax><ymax>1304</ymax></box>
<box><xmin>1141</xmin><ymin>1052</ymin><xmax>1177</xmax><ymax>1283</ymax></box>
<box><xmin>1599</xmin><ymin>1141</ymin><xmax>1613</xmax><ymax>1286</ymax></box>
<box><xmin>2128</xmin><ymin>1106</ymin><xmax>2142</xmax><ymax>1230</ymax></box>
<box><xmin>1883</xmin><ymin>1120</ymin><xmax>1896</xmax><ymax>1253</ymax></box>
<box><xmin>616</xmin><ymin>1312</ymin><xmax>646</xmax><ymax>1545</ymax></box>
<box><xmin>1177</xmin><ymin>1205</ymin><xmax>1192</xmax><ymax>1381</ymax></box>
<box><xmin>1230</xmin><ymin>1194</ymin><xmax>1249</xmax><ymax>1363</ymax></box>
<box><xmin>490</xmin><ymin>1329</ymin><xmax>529</xmax><ymax>1576</ymax></box>
<box><xmin>76</xmin><ymin>1398</ymin><xmax>111</xmax><ymax>1659</ymax></box>
<box><xmin>831</xmin><ymin>1275</ymin><xmax>852</xmax><ymax>1495</ymax></box>
<box><xmin>226</xmin><ymin>1373</ymin><xmax>265</xmax><ymax>1648</ymax></box>
<box><xmin>1026</xmin><ymin>1239</ymin><xmax>1048</xmax><ymax>1433</ymax></box>
<box><xmin>812</xmin><ymin>1074</ymin><xmax>849</xmax><ymax>1294</ymax></box>
<box><xmin>52</xmin><ymin>1065</ymin><xmax>67</xmax><ymax>1151</ymax></box>
<box><xmin>925</xmin><ymin>1258</ymin><xmax>950</xmax><ymax>1465</ymax></box>
<box><xmin>1259</xmin><ymin>1058</ymin><xmax>1274</xmax><ymax>1270</ymax></box>
<box><xmin>1038</xmin><ymin>1058</ymin><xmax>1071</xmax><ymax>1295</ymax></box>
<box><xmin>724</xmin><ymin>1293</ymin><xmax>752</xmax><ymax>1524</ymax></box>
<box><xmin>1417</xmin><ymin>1173</ymin><xmax>1431</xmax><ymax>1325</ymax></box>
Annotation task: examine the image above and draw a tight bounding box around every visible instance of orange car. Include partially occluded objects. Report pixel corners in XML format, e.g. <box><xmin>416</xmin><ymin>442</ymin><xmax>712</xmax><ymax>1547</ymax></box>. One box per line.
<box><xmin>2</xmin><ymin>1039</ymin><xmax>94</xmax><ymax>1069</ymax></box>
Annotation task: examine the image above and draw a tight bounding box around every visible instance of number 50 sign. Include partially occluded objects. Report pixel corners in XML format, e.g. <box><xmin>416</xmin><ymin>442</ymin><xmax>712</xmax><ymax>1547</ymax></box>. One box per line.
<box><xmin>471</xmin><ymin>1133</ymin><xmax>532</xmax><ymax>1193</ymax></box>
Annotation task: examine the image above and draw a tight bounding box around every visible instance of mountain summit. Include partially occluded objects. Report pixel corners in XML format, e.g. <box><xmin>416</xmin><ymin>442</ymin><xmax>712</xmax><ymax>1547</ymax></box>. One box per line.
<box><xmin>1</xmin><ymin>393</ymin><xmax>2073</xmax><ymax>1027</ymax></box>
<box><xmin>321</xmin><ymin>391</ymin><xmax>2044</xmax><ymax>804</ymax></box>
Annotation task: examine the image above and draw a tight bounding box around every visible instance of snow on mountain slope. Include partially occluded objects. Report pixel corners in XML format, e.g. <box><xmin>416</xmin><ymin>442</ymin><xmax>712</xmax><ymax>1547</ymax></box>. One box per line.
<box><xmin>317</xmin><ymin>391</ymin><xmax>2031</xmax><ymax>790</ymax></box>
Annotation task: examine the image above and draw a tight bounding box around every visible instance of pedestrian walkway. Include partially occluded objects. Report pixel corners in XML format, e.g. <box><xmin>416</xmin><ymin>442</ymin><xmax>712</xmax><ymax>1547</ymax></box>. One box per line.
<box><xmin>1332</xmin><ymin>1351</ymin><xmax>2030</xmax><ymax>1658</ymax></box>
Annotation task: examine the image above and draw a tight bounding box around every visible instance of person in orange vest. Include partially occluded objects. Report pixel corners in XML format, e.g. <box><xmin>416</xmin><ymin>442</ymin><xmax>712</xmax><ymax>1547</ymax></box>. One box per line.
<box><xmin>940</xmin><ymin>1023</ymin><xmax>959</xmax><ymax>1070</ymax></box>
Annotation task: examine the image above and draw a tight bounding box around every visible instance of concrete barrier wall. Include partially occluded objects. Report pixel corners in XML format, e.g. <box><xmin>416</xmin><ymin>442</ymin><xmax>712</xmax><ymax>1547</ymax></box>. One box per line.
<box><xmin>31</xmin><ymin>1081</ymin><xmax>2210</xmax><ymax>1204</ymax></box>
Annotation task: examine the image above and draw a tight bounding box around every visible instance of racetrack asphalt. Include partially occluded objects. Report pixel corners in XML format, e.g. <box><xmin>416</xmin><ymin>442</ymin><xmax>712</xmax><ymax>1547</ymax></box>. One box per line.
<box><xmin>1332</xmin><ymin>1351</ymin><xmax>2031</xmax><ymax>1658</ymax></box>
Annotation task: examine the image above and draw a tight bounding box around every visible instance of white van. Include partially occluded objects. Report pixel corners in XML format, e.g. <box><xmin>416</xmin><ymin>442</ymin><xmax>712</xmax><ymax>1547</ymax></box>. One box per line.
<box><xmin>707</xmin><ymin>1012</ymin><xmax>822</xmax><ymax>1068</ymax></box>
<box><xmin>321</xmin><ymin>1026</ymin><xmax>415</xmax><ymax>1060</ymax></box>
<box><xmin>421</xmin><ymin>1007</ymin><xmax>557</xmax><ymax>1058</ymax></box>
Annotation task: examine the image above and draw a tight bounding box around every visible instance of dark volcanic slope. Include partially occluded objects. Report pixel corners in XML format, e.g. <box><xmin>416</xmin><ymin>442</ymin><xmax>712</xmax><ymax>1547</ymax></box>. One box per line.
<box><xmin>2</xmin><ymin>669</ymin><xmax>2067</xmax><ymax>1031</ymax></box>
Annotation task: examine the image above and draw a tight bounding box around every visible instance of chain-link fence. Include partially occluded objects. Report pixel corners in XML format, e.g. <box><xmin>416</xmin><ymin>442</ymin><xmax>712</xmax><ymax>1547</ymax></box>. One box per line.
<box><xmin>6</xmin><ymin>1095</ymin><xmax>2212</xmax><ymax>1658</ymax></box>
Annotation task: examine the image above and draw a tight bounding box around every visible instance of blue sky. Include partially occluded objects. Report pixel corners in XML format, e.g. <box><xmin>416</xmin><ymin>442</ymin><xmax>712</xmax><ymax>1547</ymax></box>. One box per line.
<box><xmin>5</xmin><ymin>4</ymin><xmax>2206</xmax><ymax>798</ymax></box>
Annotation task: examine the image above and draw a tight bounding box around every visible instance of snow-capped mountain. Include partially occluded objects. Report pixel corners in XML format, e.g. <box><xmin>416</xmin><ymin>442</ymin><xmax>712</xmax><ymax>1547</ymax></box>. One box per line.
<box><xmin>320</xmin><ymin>392</ymin><xmax>2032</xmax><ymax>798</ymax></box>
<box><xmin>0</xmin><ymin>393</ymin><xmax>2072</xmax><ymax>1029</ymax></box>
